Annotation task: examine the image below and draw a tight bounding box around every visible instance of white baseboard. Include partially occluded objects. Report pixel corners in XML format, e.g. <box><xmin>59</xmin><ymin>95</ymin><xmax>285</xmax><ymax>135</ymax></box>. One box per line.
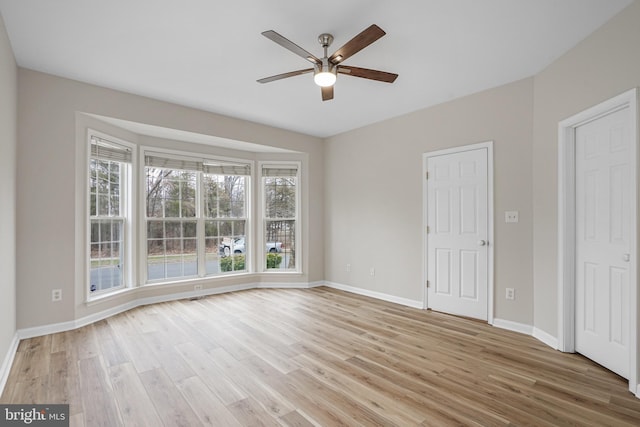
<box><xmin>324</xmin><ymin>281</ymin><xmax>424</xmax><ymax>309</ymax></box>
<box><xmin>492</xmin><ymin>318</ymin><xmax>534</xmax><ymax>335</ymax></box>
<box><xmin>533</xmin><ymin>327</ymin><xmax>559</xmax><ymax>350</ymax></box>
<box><xmin>492</xmin><ymin>318</ymin><xmax>560</xmax><ymax>351</ymax></box>
<box><xmin>258</xmin><ymin>281</ymin><xmax>323</xmax><ymax>289</ymax></box>
<box><xmin>0</xmin><ymin>332</ymin><xmax>19</xmax><ymax>398</ymax></box>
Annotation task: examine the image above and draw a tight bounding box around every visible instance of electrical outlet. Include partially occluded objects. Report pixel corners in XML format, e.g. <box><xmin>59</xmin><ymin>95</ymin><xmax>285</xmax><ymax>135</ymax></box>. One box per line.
<box><xmin>52</xmin><ymin>289</ymin><xmax>62</xmax><ymax>302</ymax></box>
<box><xmin>505</xmin><ymin>288</ymin><xmax>515</xmax><ymax>300</ymax></box>
<box><xmin>505</xmin><ymin>211</ymin><xmax>519</xmax><ymax>223</ymax></box>
<box><xmin>370</xmin><ymin>267</ymin><xmax>375</xmax><ymax>277</ymax></box>
<box><xmin>346</xmin><ymin>264</ymin><xmax>351</xmax><ymax>272</ymax></box>
<box><xmin>194</xmin><ymin>284</ymin><xmax>203</xmax><ymax>291</ymax></box>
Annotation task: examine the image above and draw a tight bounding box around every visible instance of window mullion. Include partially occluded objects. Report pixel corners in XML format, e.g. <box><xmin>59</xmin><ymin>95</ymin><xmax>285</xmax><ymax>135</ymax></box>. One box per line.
<box><xmin>197</xmin><ymin>172</ymin><xmax>205</xmax><ymax>277</ymax></box>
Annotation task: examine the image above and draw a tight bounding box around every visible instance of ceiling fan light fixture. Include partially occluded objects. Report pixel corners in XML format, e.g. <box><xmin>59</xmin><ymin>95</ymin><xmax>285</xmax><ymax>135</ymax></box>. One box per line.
<box><xmin>314</xmin><ymin>69</ymin><xmax>336</xmax><ymax>87</ymax></box>
<box><xmin>314</xmin><ymin>59</ymin><xmax>336</xmax><ymax>87</ymax></box>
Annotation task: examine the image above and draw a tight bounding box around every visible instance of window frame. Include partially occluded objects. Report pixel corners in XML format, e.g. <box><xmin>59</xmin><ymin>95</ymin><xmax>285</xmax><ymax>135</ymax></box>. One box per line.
<box><xmin>141</xmin><ymin>146</ymin><xmax>253</xmax><ymax>284</ymax></box>
<box><xmin>259</xmin><ymin>161</ymin><xmax>302</xmax><ymax>273</ymax></box>
<box><xmin>86</xmin><ymin>130</ymin><xmax>136</xmax><ymax>301</ymax></box>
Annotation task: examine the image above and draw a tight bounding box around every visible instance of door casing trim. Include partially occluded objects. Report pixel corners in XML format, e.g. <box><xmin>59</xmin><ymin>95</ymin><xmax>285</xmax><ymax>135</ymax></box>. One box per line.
<box><xmin>557</xmin><ymin>88</ymin><xmax>638</xmax><ymax>395</ymax></box>
<box><xmin>422</xmin><ymin>141</ymin><xmax>494</xmax><ymax>324</ymax></box>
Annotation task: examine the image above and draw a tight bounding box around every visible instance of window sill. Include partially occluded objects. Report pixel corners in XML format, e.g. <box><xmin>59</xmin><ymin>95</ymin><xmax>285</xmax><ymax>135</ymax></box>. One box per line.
<box><xmin>85</xmin><ymin>270</ymin><xmax>304</xmax><ymax>307</ymax></box>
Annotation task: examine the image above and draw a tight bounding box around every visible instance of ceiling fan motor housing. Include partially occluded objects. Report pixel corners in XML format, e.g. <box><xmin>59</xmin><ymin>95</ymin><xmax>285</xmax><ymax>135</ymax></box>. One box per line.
<box><xmin>318</xmin><ymin>33</ymin><xmax>334</xmax><ymax>49</ymax></box>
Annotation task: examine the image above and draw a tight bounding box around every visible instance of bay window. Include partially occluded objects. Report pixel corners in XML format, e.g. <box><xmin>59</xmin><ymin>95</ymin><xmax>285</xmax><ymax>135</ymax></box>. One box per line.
<box><xmin>86</xmin><ymin>133</ymin><xmax>302</xmax><ymax>298</ymax></box>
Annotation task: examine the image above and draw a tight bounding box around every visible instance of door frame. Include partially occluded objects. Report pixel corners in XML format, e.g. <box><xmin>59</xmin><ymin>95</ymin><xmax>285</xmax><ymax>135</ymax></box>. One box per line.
<box><xmin>557</xmin><ymin>88</ymin><xmax>638</xmax><ymax>395</ymax></box>
<box><xmin>422</xmin><ymin>141</ymin><xmax>494</xmax><ymax>324</ymax></box>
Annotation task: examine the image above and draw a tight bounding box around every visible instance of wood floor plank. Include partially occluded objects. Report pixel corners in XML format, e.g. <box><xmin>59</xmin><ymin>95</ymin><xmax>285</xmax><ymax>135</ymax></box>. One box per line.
<box><xmin>9</xmin><ymin>375</ymin><xmax>49</xmax><ymax>404</ymax></box>
<box><xmin>207</xmin><ymin>347</ymin><xmax>296</xmax><ymax>419</ymax></box>
<box><xmin>78</xmin><ymin>356</ymin><xmax>123</xmax><ymax>427</ymax></box>
<box><xmin>69</xmin><ymin>413</ymin><xmax>85</xmax><ymax>427</ymax></box>
<box><xmin>108</xmin><ymin>362</ymin><xmax>162</xmax><ymax>427</ymax></box>
<box><xmin>226</xmin><ymin>397</ymin><xmax>282</xmax><ymax>427</ymax></box>
<box><xmin>174</xmin><ymin>341</ymin><xmax>246</xmax><ymax>406</ymax></box>
<box><xmin>93</xmin><ymin>319</ymin><xmax>130</xmax><ymax>368</ymax></box>
<box><xmin>176</xmin><ymin>375</ymin><xmax>242</xmax><ymax>427</ymax></box>
<box><xmin>279</xmin><ymin>410</ymin><xmax>317</xmax><ymax>427</ymax></box>
<box><xmin>138</xmin><ymin>368</ymin><xmax>201</xmax><ymax>427</ymax></box>
<box><xmin>2</xmin><ymin>286</ymin><xmax>640</xmax><ymax>426</ymax></box>
<box><xmin>69</xmin><ymin>324</ymin><xmax>100</xmax><ymax>361</ymax></box>
<box><xmin>294</xmin><ymin>352</ymin><xmax>427</xmax><ymax>425</ymax></box>
<box><xmin>240</xmin><ymin>355</ymin><xmax>354</xmax><ymax>426</ymax></box>
<box><xmin>143</xmin><ymin>330</ymin><xmax>196</xmax><ymax>382</ymax></box>
<box><xmin>346</xmin><ymin>354</ymin><xmax>512</xmax><ymax>426</ymax></box>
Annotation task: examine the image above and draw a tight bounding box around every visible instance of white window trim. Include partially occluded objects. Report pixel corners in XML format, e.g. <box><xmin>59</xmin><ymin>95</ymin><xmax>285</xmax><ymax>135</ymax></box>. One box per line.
<box><xmin>258</xmin><ymin>161</ymin><xmax>302</xmax><ymax>274</ymax></box>
<box><xmin>87</xmin><ymin>130</ymin><xmax>137</xmax><ymax>302</ymax></box>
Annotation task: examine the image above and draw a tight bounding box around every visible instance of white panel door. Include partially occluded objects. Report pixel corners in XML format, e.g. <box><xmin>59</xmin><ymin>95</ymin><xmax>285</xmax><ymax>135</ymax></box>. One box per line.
<box><xmin>575</xmin><ymin>107</ymin><xmax>632</xmax><ymax>379</ymax></box>
<box><xmin>427</xmin><ymin>148</ymin><xmax>488</xmax><ymax>320</ymax></box>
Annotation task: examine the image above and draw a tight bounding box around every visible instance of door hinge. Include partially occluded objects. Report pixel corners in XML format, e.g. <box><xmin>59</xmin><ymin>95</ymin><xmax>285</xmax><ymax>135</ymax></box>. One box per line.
<box><xmin>426</xmin><ymin>280</ymin><xmax>430</xmax><ymax>288</ymax></box>
<box><xmin>426</xmin><ymin>226</ymin><xmax>430</xmax><ymax>234</ymax></box>
<box><xmin>425</xmin><ymin>171</ymin><xmax>429</xmax><ymax>180</ymax></box>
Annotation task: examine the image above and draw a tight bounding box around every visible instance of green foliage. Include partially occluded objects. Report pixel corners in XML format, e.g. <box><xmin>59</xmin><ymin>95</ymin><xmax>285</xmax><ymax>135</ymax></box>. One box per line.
<box><xmin>266</xmin><ymin>253</ymin><xmax>282</xmax><ymax>269</ymax></box>
<box><xmin>220</xmin><ymin>254</ymin><xmax>245</xmax><ymax>272</ymax></box>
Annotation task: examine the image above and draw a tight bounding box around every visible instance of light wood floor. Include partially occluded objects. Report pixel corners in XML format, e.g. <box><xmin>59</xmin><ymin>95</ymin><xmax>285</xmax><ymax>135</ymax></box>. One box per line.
<box><xmin>3</xmin><ymin>287</ymin><xmax>640</xmax><ymax>426</ymax></box>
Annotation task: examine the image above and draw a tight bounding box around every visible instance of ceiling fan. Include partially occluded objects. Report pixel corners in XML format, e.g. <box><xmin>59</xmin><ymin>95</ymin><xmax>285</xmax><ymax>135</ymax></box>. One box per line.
<box><xmin>257</xmin><ymin>24</ymin><xmax>398</xmax><ymax>101</ymax></box>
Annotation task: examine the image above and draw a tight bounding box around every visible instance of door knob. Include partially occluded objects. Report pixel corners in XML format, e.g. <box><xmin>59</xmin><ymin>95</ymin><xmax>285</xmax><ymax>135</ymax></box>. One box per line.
<box><xmin>623</xmin><ymin>253</ymin><xmax>631</xmax><ymax>262</ymax></box>
<box><xmin>478</xmin><ymin>240</ymin><xmax>487</xmax><ymax>246</ymax></box>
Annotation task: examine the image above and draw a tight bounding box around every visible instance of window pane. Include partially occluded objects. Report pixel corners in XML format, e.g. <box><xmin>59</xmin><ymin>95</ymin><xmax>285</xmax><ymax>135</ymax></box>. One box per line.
<box><xmin>204</xmin><ymin>175</ymin><xmax>246</xmax><ymax>219</ymax></box>
<box><xmin>90</xmin><ymin>219</ymin><xmax>124</xmax><ymax>293</ymax></box>
<box><xmin>165</xmin><ymin>221</ymin><xmax>182</xmax><ymax>238</ymax></box>
<box><xmin>146</xmin><ymin>219</ymin><xmax>199</xmax><ymax>281</ymax></box>
<box><xmin>205</xmin><ymin>219</ymin><xmax>246</xmax><ymax>275</ymax></box>
<box><xmin>265</xmin><ymin>219</ymin><xmax>295</xmax><ymax>270</ymax></box>
<box><xmin>183</xmin><ymin>221</ymin><xmax>197</xmax><ymax>238</ymax></box>
<box><xmin>91</xmin><ymin>159</ymin><xmax>121</xmax><ymax>218</ymax></box>
<box><xmin>146</xmin><ymin>168</ymin><xmax>197</xmax><ymax>218</ymax></box>
<box><xmin>264</xmin><ymin>177</ymin><xmax>296</xmax><ymax>219</ymax></box>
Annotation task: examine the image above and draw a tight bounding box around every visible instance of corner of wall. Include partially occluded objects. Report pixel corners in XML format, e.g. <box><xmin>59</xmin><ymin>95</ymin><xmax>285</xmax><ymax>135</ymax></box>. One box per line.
<box><xmin>0</xmin><ymin>9</ymin><xmax>18</xmax><ymax>400</ymax></box>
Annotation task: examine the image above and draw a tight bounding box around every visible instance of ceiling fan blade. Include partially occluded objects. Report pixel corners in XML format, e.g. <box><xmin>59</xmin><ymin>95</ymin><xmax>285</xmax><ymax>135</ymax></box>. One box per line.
<box><xmin>257</xmin><ymin>68</ymin><xmax>314</xmax><ymax>83</ymax></box>
<box><xmin>337</xmin><ymin>65</ymin><xmax>398</xmax><ymax>83</ymax></box>
<box><xmin>321</xmin><ymin>85</ymin><xmax>334</xmax><ymax>101</ymax></box>
<box><xmin>329</xmin><ymin>24</ymin><xmax>386</xmax><ymax>64</ymax></box>
<box><xmin>261</xmin><ymin>30</ymin><xmax>321</xmax><ymax>65</ymax></box>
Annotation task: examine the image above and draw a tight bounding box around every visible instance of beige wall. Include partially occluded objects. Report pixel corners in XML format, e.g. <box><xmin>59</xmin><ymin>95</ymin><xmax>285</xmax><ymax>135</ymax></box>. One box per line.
<box><xmin>0</xmin><ymin>13</ymin><xmax>17</xmax><ymax>368</ymax></box>
<box><xmin>325</xmin><ymin>78</ymin><xmax>534</xmax><ymax>324</ymax></box>
<box><xmin>532</xmin><ymin>1</ymin><xmax>640</xmax><ymax>336</ymax></box>
<box><xmin>17</xmin><ymin>69</ymin><xmax>324</xmax><ymax>329</ymax></box>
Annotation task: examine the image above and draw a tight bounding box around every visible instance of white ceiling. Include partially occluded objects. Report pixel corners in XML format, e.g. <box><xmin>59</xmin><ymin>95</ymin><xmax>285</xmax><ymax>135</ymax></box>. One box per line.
<box><xmin>0</xmin><ymin>0</ymin><xmax>633</xmax><ymax>138</ymax></box>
